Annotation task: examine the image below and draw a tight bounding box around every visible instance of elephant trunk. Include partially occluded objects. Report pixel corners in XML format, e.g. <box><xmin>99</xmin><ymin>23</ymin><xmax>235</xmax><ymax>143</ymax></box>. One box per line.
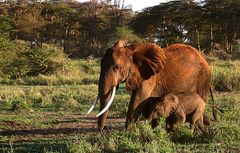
<box><xmin>97</xmin><ymin>87</ymin><xmax>116</xmax><ymax>117</ymax></box>
<box><xmin>97</xmin><ymin>71</ymin><xmax>117</xmax><ymax>131</ymax></box>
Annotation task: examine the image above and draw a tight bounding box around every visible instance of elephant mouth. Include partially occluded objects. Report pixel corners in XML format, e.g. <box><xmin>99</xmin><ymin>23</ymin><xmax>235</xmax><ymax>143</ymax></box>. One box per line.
<box><xmin>121</xmin><ymin>68</ymin><xmax>131</xmax><ymax>83</ymax></box>
<box><xmin>96</xmin><ymin>86</ymin><xmax>117</xmax><ymax>117</ymax></box>
<box><xmin>87</xmin><ymin>86</ymin><xmax>118</xmax><ymax>116</ymax></box>
<box><xmin>121</xmin><ymin>79</ymin><xmax>126</xmax><ymax>83</ymax></box>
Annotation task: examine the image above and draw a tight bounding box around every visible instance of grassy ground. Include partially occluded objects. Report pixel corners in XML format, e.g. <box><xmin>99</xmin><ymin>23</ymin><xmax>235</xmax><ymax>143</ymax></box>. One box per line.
<box><xmin>0</xmin><ymin>58</ymin><xmax>240</xmax><ymax>153</ymax></box>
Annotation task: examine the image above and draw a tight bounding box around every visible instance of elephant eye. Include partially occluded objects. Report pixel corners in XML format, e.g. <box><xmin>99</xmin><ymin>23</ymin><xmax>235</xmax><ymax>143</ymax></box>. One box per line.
<box><xmin>113</xmin><ymin>64</ymin><xmax>120</xmax><ymax>70</ymax></box>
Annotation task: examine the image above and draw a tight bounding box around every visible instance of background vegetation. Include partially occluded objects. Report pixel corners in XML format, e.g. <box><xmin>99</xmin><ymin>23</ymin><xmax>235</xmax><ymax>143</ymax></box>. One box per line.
<box><xmin>0</xmin><ymin>0</ymin><xmax>240</xmax><ymax>58</ymax></box>
<box><xmin>0</xmin><ymin>58</ymin><xmax>239</xmax><ymax>153</ymax></box>
<box><xmin>0</xmin><ymin>0</ymin><xmax>240</xmax><ymax>152</ymax></box>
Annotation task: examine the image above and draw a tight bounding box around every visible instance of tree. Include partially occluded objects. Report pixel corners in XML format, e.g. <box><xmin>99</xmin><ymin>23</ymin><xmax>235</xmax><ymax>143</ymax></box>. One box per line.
<box><xmin>131</xmin><ymin>1</ymin><xmax>190</xmax><ymax>46</ymax></box>
<box><xmin>131</xmin><ymin>0</ymin><xmax>240</xmax><ymax>53</ymax></box>
<box><xmin>108</xmin><ymin>26</ymin><xmax>141</xmax><ymax>46</ymax></box>
<box><xmin>203</xmin><ymin>0</ymin><xmax>240</xmax><ymax>53</ymax></box>
<box><xmin>0</xmin><ymin>15</ymin><xmax>14</xmax><ymax>37</ymax></box>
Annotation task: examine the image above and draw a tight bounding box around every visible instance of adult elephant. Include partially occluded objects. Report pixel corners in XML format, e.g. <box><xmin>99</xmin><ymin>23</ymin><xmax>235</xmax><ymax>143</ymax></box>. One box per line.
<box><xmin>87</xmin><ymin>40</ymin><xmax>211</xmax><ymax>131</ymax></box>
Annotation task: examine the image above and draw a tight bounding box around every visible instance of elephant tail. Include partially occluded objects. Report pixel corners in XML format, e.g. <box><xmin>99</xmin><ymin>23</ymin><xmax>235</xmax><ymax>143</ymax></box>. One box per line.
<box><xmin>209</xmin><ymin>87</ymin><xmax>224</xmax><ymax>121</ymax></box>
<box><xmin>210</xmin><ymin>87</ymin><xmax>217</xmax><ymax>121</ymax></box>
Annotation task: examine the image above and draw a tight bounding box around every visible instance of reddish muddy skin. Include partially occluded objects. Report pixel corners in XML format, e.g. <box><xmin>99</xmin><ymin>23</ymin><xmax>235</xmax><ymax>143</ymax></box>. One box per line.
<box><xmin>137</xmin><ymin>93</ymin><xmax>206</xmax><ymax>133</ymax></box>
<box><xmin>97</xmin><ymin>40</ymin><xmax>211</xmax><ymax>131</ymax></box>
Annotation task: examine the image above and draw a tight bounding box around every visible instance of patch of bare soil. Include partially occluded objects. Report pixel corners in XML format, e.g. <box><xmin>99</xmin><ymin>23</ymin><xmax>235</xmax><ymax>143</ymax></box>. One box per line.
<box><xmin>0</xmin><ymin>114</ymin><xmax>125</xmax><ymax>142</ymax></box>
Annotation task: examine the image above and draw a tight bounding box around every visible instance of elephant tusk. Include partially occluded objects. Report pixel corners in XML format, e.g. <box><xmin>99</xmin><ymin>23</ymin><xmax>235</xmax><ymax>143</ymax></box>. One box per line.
<box><xmin>96</xmin><ymin>86</ymin><xmax>116</xmax><ymax>117</ymax></box>
<box><xmin>87</xmin><ymin>94</ymin><xmax>99</xmax><ymax>114</ymax></box>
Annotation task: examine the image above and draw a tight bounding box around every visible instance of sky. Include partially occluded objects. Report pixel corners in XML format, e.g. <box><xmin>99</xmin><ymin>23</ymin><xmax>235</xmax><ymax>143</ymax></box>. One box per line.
<box><xmin>120</xmin><ymin>0</ymin><xmax>168</xmax><ymax>11</ymax></box>
<box><xmin>78</xmin><ymin>0</ymin><xmax>168</xmax><ymax>11</ymax></box>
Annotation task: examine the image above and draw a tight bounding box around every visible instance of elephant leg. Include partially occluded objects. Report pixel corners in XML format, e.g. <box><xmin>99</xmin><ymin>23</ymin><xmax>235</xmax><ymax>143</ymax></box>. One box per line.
<box><xmin>151</xmin><ymin>119</ymin><xmax>158</xmax><ymax>129</ymax></box>
<box><xmin>197</xmin><ymin>66</ymin><xmax>211</xmax><ymax>124</ymax></box>
<box><xmin>172</xmin><ymin>110</ymin><xmax>186</xmax><ymax>132</ymax></box>
<box><xmin>189</xmin><ymin>115</ymin><xmax>197</xmax><ymax>131</ymax></box>
<box><xmin>197</xmin><ymin>115</ymin><xmax>206</xmax><ymax>133</ymax></box>
<box><xmin>190</xmin><ymin>106</ymin><xmax>204</xmax><ymax>132</ymax></box>
<box><xmin>166</xmin><ymin>116</ymin><xmax>179</xmax><ymax>133</ymax></box>
<box><xmin>165</xmin><ymin>117</ymin><xmax>172</xmax><ymax>133</ymax></box>
<box><xmin>125</xmin><ymin>79</ymin><xmax>156</xmax><ymax>129</ymax></box>
<box><xmin>169</xmin><ymin>121</ymin><xmax>177</xmax><ymax>133</ymax></box>
<box><xmin>125</xmin><ymin>90</ymin><xmax>142</xmax><ymax>129</ymax></box>
<box><xmin>98</xmin><ymin>110</ymin><xmax>109</xmax><ymax>132</ymax></box>
<box><xmin>175</xmin><ymin>109</ymin><xmax>186</xmax><ymax>125</ymax></box>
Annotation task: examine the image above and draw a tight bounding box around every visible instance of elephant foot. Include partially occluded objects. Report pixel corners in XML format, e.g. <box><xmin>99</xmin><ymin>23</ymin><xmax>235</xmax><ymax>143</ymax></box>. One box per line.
<box><xmin>98</xmin><ymin>126</ymin><xmax>111</xmax><ymax>134</ymax></box>
<box><xmin>125</xmin><ymin>122</ymin><xmax>136</xmax><ymax>131</ymax></box>
<box><xmin>125</xmin><ymin>122</ymin><xmax>130</xmax><ymax>131</ymax></box>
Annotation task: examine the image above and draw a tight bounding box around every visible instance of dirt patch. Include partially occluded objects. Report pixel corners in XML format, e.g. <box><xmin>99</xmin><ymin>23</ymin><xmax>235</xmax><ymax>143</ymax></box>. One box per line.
<box><xmin>0</xmin><ymin>121</ymin><xmax>31</xmax><ymax>130</ymax></box>
<box><xmin>0</xmin><ymin>114</ymin><xmax>125</xmax><ymax>142</ymax></box>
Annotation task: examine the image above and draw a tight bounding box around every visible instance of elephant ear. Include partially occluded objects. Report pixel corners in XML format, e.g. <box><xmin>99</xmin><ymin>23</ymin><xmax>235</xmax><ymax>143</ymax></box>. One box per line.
<box><xmin>163</xmin><ymin>93</ymin><xmax>179</xmax><ymax>117</ymax></box>
<box><xmin>125</xmin><ymin>64</ymin><xmax>143</xmax><ymax>90</ymax></box>
<box><xmin>131</xmin><ymin>43</ymin><xmax>166</xmax><ymax>80</ymax></box>
<box><xmin>125</xmin><ymin>43</ymin><xmax>166</xmax><ymax>90</ymax></box>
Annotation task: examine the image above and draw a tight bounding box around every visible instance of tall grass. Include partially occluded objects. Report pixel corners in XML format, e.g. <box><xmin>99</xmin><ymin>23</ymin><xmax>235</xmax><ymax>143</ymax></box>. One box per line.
<box><xmin>210</xmin><ymin>58</ymin><xmax>240</xmax><ymax>91</ymax></box>
<box><xmin>67</xmin><ymin>122</ymin><xmax>174</xmax><ymax>153</ymax></box>
<box><xmin>0</xmin><ymin>59</ymin><xmax>100</xmax><ymax>86</ymax></box>
<box><xmin>1</xmin><ymin>56</ymin><xmax>240</xmax><ymax>92</ymax></box>
<box><xmin>0</xmin><ymin>58</ymin><xmax>240</xmax><ymax>152</ymax></box>
<box><xmin>0</xmin><ymin>85</ymin><xmax>98</xmax><ymax>112</ymax></box>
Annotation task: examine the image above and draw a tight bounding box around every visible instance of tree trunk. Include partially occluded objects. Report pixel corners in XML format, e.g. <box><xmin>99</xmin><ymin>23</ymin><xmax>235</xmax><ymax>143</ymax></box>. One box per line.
<box><xmin>195</xmin><ymin>27</ymin><xmax>201</xmax><ymax>51</ymax></box>
<box><xmin>210</xmin><ymin>25</ymin><xmax>214</xmax><ymax>52</ymax></box>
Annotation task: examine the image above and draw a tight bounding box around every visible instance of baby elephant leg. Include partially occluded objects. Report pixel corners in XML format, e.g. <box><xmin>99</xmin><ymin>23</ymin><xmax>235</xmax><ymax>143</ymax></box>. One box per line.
<box><xmin>151</xmin><ymin>119</ymin><xmax>158</xmax><ymax>129</ymax></box>
<box><xmin>169</xmin><ymin>109</ymin><xmax>186</xmax><ymax>132</ymax></box>
<box><xmin>190</xmin><ymin>107</ymin><xmax>205</xmax><ymax>132</ymax></box>
<box><xmin>175</xmin><ymin>108</ymin><xmax>186</xmax><ymax>124</ymax></box>
<box><xmin>197</xmin><ymin>115</ymin><xmax>206</xmax><ymax>133</ymax></box>
<box><xmin>165</xmin><ymin>117</ymin><xmax>172</xmax><ymax>133</ymax></box>
<box><xmin>166</xmin><ymin>116</ymin><xmax>175</xmax><ymax>133</ymax></box>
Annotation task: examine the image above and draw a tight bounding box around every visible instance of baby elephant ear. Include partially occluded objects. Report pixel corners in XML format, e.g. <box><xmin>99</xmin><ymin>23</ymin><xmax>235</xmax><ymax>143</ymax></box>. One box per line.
<box><xmin>169</xmin><ymin>93</ymin><xmax>179</xmax><ymax>104</ymax></box>
<box><xmin>163</xmin><ymin>93</ymin><xmax>179</xmax><ymax>116</ymax></box>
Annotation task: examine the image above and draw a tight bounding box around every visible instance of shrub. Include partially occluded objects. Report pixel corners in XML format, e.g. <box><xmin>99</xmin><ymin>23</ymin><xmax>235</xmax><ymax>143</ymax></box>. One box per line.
<box><xmin>211</xmin><ymin>59</ymin><xmax>240</xmax><ymax>91</ymax></box>
<box><xmin>0</xmin><ymin>39</ymin><xmax>67</xmax><ymax>79</ymax></box>
<box><xmin>0</xmin><ymin>35</ymin><xmax>16</xmax><ymax>78</ymax></box>
<box><xmin>10</xmin><ymin>46</ymin><xmax>67</xmax><ymax>78</ymax></box>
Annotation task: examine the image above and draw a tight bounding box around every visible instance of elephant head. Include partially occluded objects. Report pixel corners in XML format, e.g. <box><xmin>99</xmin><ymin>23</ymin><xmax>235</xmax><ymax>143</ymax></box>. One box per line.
<box><xmin>87</xmin><ymin>40</ymin><xmax>167</xmax><ymax>131</ymax></box>
<box><xmin>148</xmin><ymin>93</ymin><xmax>179</xmax><ymax>121</ymax></box>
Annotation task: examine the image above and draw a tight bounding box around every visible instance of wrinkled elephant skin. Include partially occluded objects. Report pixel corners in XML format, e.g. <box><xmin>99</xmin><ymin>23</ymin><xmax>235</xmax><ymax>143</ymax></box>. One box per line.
<box><xmin>94</xmin><ymin>40</ymin><xmax>211</xmax><ymax>131</ymax></box>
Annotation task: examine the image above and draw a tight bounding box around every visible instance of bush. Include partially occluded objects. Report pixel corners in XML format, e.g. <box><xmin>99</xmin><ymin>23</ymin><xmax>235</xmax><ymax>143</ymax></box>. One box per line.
<box><xmin>0</xmin><ymin>39</ymin><xmax>67</xmax><ymax>78</ymax></box>
<box><xmin>11</xmin><ymin>45</ymin><xmax>66</xmax><ymax>78</ymax></box>
<box><xmin>211</xmin><ymin>59</ymin><xmax>240</xmax><ymax>91</ymax></box>
<box><xmin>0</xmin><ymin>35</ymin><xmax>16</xmax><ymax>78</ymax></box>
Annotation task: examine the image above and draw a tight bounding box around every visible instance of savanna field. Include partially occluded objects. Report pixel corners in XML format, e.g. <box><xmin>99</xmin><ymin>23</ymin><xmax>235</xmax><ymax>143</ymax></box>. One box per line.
<box><xmin>0</xmin><ymin>57</ymin><xmax>240</xmax><ymax>153</ymax></box>
<box><xmin>0</xmin><ymin>0</ymin><xmax>240</xmax><ymax>152</ymax></box>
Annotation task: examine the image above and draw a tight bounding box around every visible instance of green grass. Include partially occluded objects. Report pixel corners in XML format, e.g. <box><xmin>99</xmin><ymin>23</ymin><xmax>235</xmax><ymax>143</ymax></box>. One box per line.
<box><xmin>210</xmin><ymin>58</ymin><xmax>240</xmax><ymax>91</ymax></box>
<box><xmin>66</xmin><ymin>122</ymin><xmax>174</xmax><ymax>153</ymax></box>
<box><xmin>0</xmin><ymin>58</ymin><xmax>240</xmax><ymax>153</ymax></box>
<box><xmin>0</xmin><ymin>85</ymin><xmax>98</xmax><ymax>111</ymax></box>
<box><xmin>0</xmin><ymin>59</ymin><xmax>100</xmax><ymax>86</ymax></box>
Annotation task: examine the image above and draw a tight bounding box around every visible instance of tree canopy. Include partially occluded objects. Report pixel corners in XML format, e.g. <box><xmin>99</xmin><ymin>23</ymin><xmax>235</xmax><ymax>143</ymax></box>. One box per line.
<box><xmin>0</xmin><ymin>0</ymin><xmax>239</xmax><ymax>56</ymax></box>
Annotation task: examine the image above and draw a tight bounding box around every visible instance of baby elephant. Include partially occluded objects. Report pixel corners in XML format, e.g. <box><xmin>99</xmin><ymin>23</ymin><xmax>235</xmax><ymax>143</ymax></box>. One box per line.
<box><xmin>140</xmin><ymin>92</ymin><xmax>206</xmax><ymax>133</ymax></box>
